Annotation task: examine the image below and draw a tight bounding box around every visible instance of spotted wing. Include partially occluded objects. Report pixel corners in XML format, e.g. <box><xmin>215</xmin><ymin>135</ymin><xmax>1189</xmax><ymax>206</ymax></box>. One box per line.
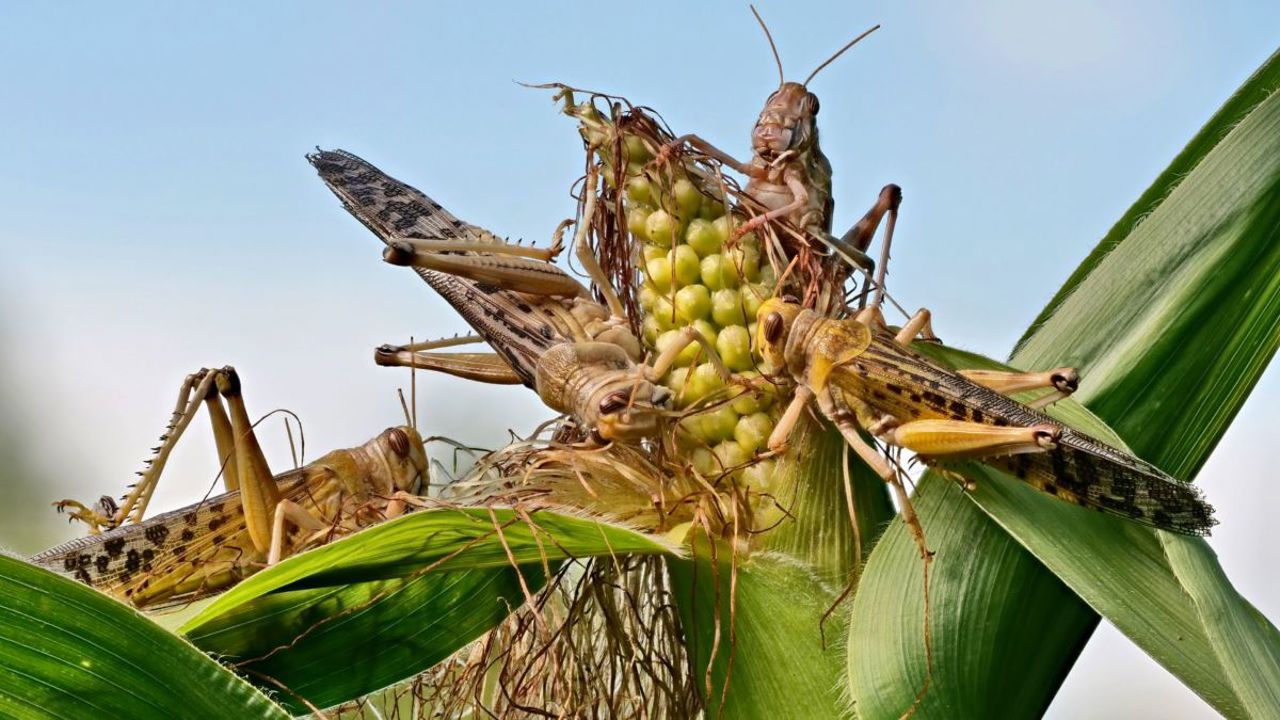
<box><xmin>309</xmin><ymin>149</ymin><xmax>566</xmax><ymax>387</ymax></box>
<box><xmin>29</xmin><ymin>471</ymin><xmax>314</xmax><ymax>608</ymax></box>
<box><xmin>833</xmin><ymin>334</ymin><xmax>1216</xmax><ymax>535</ymax></box>
<box><xmin>308</xmin><ymin>148</ymin><xmax>506</xmax><ymax>249</ymax></box>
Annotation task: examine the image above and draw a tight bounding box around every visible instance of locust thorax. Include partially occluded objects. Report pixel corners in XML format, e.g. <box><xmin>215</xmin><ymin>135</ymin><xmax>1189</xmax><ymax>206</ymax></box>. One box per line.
<box><xmin>534</xmin><ymin>342</ymin><xmax>672</xmax><ymax>442</ymax></box>
<box><xmin>748</xmin><ymin>82</ymin><xmax>833</xmax><ymax>234</ymax></box>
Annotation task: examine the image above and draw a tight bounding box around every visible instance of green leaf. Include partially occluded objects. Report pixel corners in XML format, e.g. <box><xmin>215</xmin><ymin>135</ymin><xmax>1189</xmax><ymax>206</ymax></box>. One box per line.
<box><xmin>181</xmin><ymin>508</ymin><xmax>677</xmax><ymax>714</ymax></box>
<box><xmin>848</xmin><ymin>48</ymin><xmax>1280</xmax><ymax>718</ymax></box>
<box><xmin>847</xmin><ymin>478</ymin><xmax>1097</xmax><ymax>719</ymax></box>
<box><xmin>669</xmin><ymin>546</ymin><xmax>849</xmax><ymax>719</ymax></box>
<box><xmin>0</xmin><ymin>556</ymin><xmax>287</xmax><ymax>720</ymax></box>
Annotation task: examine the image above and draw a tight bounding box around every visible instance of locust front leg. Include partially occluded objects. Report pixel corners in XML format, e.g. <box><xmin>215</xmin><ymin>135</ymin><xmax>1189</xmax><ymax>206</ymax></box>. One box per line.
<box><xmin>854</xmin><ymin>305</ymin><xmax>942</xmax><ymax>346</ymax></box>
<box><xmin>657</xmin><ymin>134</ymin><xmax>758</xmax><ymax>176</ymax></box>
<box><xmin>731</xmin><ymin>170</ymin><xmax>879</xmax><ymax>279</ymax></box>
<box><xmin>646</xmin><ymin>325</ymin><xmax>730</xmax><ymax>381</ymax></box>
<box><xmin>573</xmin><ymin>163</ymin><xmax>627</xmax><ymax>319</ymax></box>
<box><xmin>762</xmin><ymin>383</ymin><xmax>931</xmax><ymax>560</ymax></box>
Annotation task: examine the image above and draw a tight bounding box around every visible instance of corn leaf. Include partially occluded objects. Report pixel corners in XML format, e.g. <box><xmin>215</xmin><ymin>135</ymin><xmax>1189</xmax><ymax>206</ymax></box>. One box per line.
<box><xmin>669</xmin><ymin>545</ymin><xmax>849</xmax><ymax>719</ymax></box>
<box><xmin>0</xmin><ymin>556</ymin><xmax>287</xmax><ymax>720</ymax></box>
<box><xmin>847</xmin><ymin>48</ymin><xmax>1280</xmax><ymax>718</ymax></box>
<box><xmin>756</xmin><ymin>418</ymin><xmax>896</xmax><ymax>585</ymax></box>
<box><xmin>181</xmin><ymin>508</ymin><xmax>677</xmax><ymax>714</ymax></box>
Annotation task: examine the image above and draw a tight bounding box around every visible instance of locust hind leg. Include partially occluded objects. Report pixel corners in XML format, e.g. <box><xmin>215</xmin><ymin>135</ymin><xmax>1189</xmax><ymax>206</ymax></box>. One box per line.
<box><xmin>959</xmin><ymin>367</ymin><xmax>1080</xmax><ymax>409</ymax></box>
<box><xmin>211</xmin><ymin>368</ymin><xmax>281</xmax><ymax>556</ymax></box>
<box><xmin>838</xmin><ymin>184</ymin><xmax>902</xmax><ymax>309</ymax></box>
<box><xmin>375</xmin><ymin>335</ymin><xmax>526</xmax><ymax>385</ymax></box>
<box><xmin>382</xmin><ymin>241</ymin><xmax>586</xmax><ymax>298</ymax></box>
<box><xmin>854</xmin><ymin>303</ymin><xmax>1076</xmax><ymax>409</ymax></box>
<box><xmin>879</xmin><ymin>418</ymin><xmax>1061</xmax><ymax>461</ymax></box>
<box><xmin>55</xmin><ymin>369</ymin><xmax>227</xmax><ymax>531</ymax></box>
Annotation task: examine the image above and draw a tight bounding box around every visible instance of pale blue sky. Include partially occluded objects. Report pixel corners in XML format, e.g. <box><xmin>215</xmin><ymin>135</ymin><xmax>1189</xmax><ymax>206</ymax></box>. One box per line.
<box><xmin>2</xmin><ymin>3</ymin><xmax>1277</xmax><ymax>717</ymax></box>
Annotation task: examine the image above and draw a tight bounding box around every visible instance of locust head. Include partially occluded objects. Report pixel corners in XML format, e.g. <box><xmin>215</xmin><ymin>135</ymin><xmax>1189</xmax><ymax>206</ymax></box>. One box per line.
<box><xmin>756</xmin><ymin>297</ymin><xmax>804</xmax><ymax>372</ymax></box>
<box><xmin>587</xmin><ymin>379</ymin><xmax>673</xmax><ymax>444</ymax></box>
<box><xmin>747</xmin><ymin>8</ymin><xmax>878</xmax><ymax>163</ymax></box>
<box><xmin>752</xmin><ymin>82</ymin><xmax>820</xmax><ymax>162</ymax></box>
<box><xmin>535</xmin><ymin>342</ymin><xmax>672</xmax><ymax>443</ymax></box>
<box><xmin>366</xmin><ymin>426</ymin><xmax>429</xmax><ymax>495</ymax></box>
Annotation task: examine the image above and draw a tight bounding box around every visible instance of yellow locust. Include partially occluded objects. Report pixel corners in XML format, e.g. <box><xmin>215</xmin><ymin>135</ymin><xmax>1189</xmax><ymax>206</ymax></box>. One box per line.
<box><xmin>756</xmin><ymin>298</ymin><xmax>1217</xmax><ymax>548</ymax></box>
<box><xmin>30</xmin><ymin>367</ymin><xmax>427</xmax><ymax>608</ymax></box>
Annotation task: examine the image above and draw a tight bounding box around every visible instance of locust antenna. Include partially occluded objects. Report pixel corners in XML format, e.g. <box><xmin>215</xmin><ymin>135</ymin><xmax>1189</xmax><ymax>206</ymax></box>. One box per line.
<box><xmin>803</xmin><ymin>24</ymin><xmax>880</xmax><ymax>87</ymax></box>
<box><xmin>410</xmin><ymin>335</ymin><xmax>418</xmax><ymax>431</ymax></box>
<box><xmin>750</xmin><ymin>5</ymin><xmax>785</xmax><ymax>87</ymax></box>
<box><xmin>398</xmin><ymin>388</ymin><xmax>413</xmax><ymax>427</ymax></box>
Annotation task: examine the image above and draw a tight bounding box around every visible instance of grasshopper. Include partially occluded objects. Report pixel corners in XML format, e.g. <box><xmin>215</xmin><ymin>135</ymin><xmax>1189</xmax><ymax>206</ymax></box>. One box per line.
<box><xmin>309</xmin><ymin>149</ymin><xmax>727</xmax><ymax>443</ymax></box>
<box><xmin>658</xmin><ymin>7</ymin><xmax>907</xmax><ymax>310</ymax></box>
<box><xmin>30</xmin><ymin>366</ymin><xmax>427</xmax><ymax>608</ymax></box>
<box><xmin>755</xmin><ymin>297</ymin><xmax>1218</xmax><ymax>549</ymax></box>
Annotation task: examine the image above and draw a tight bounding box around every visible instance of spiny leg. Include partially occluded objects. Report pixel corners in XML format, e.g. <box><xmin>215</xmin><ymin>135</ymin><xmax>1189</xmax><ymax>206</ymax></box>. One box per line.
<box><xmin>56</xmin><ymin>369</ymin><xmax>222</xmax><ymax>531</ymax></box>
<box><xmin>959</xmin><ymin>367</ymin><xmax>1079</xmax><ymax>409</ymax></box>
<box><xmin>381</xmin><ymin>234</ymin><xmax>561</xmax><ymax>263</ymax></box>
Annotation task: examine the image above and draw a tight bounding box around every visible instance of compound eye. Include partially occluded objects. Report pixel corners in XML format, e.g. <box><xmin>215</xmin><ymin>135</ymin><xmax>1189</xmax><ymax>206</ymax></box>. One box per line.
<box><xmin>763</xmin><ymin>312</ymin><xmax>785</xmax><ymax>344</ymax></box>
<box><xmin>806</xmin><ymin>92</ymin><xmax>820</xmax><ymax>116</ymax></box>
<box><xmin>598</xmin><ymin>391</ymin><xmax>629</xmax><ymax>415</ymax></box>
<box><xmin>386</xmin><ymin>428</ymin><xmax>411</xmax><ymax>456</ymax></box>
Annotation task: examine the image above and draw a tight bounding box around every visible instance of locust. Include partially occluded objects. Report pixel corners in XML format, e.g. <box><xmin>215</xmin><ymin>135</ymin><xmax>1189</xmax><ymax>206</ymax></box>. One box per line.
<box><xmin>755</xmin><ymin>297</ymin><xmax>1218</xmax><ymax>553</ymax></box>
<box><xmin>30</xmin><ymin>366</ymin><xmax>427</xmax><ymax>608</ymax></box>
<box><xmin>658</xmin><ymin>6</ymin><xmax>909</xmax><ymax>312</ymax></box>
<box><xmin>308</xmin><ymin>149</ymin><xmax>727</xmax><ymax>443</ymax></box>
